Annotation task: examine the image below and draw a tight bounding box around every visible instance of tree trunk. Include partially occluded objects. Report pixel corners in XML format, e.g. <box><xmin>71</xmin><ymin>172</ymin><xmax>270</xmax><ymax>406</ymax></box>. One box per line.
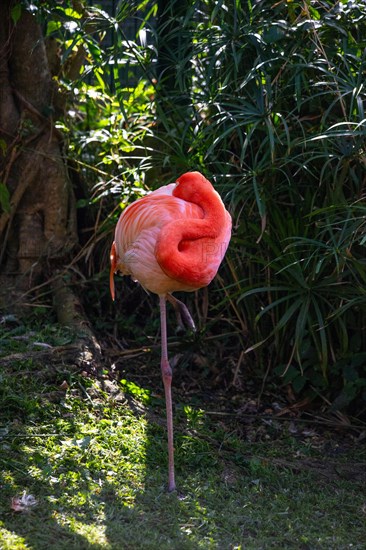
<box><xmin>0</xmin><ymin>1</ymin><xmax>99</xmax><ymax>357</ymax></box>
<box><xmin>0</xmin><ymin>1</ymin><xmax>77</xmax><ymax>297</ymax></box>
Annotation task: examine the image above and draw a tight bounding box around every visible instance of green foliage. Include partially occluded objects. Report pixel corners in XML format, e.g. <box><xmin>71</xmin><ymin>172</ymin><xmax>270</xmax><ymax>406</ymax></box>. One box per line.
<box><xmin>132</xmin><ymin>0</ymin><xmax>366</xmax><ymax>412</ymax></box>
<box><xmin>0</xmin><ymin>182</ymin><xmax>11</xmax><ymax>213</ymax></box>
<box><xmin>29</xmin><ymin>0</ymin><xmax>366</xmax><ymax>411</ymax></box>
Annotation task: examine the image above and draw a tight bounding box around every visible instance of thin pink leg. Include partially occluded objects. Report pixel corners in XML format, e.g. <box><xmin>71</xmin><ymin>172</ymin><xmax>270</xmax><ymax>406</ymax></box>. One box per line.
<box><xmin>159</xmin><ymin>295</ymin><xmax>176</xmax><ymax>492</ymax></box>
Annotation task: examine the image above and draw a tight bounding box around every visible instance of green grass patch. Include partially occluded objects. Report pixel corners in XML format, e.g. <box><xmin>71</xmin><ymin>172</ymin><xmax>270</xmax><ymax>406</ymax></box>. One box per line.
<box><xmin>0</xmin><ymin>324</ymin><xmax>365</xmax><ymax>549</ymax></box>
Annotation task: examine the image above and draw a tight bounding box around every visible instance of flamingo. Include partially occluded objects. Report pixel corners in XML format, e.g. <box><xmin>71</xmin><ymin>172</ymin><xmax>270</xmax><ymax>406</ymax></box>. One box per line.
<box><xmin>110</xmin><ymin>171</ymin><xmax>232</xmax><ymax>492</ymax></box>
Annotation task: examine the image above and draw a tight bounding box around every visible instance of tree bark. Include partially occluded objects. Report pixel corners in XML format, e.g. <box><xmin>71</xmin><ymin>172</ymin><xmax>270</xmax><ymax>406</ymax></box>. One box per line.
<box><xmin>0</xmin><ymin>0</ymin><xmax>77</xmax><ymax>294</ymax></box>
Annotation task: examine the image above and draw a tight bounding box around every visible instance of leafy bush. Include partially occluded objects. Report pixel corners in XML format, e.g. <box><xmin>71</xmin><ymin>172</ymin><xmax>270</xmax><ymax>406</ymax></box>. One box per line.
<box><xmin>40</xmin><ymin>0</ymin><xmax>366</xmax><ymax>413</ymax></box>
<box><xmin>138</xmin><ymin>0</ymin><xmax>366</xmax><ymax>412</ymax></box>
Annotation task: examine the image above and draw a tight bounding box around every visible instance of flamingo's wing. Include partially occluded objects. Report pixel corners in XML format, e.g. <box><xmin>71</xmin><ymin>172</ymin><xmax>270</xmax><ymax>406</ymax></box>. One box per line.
<box><xmin>111</xmin><ymin>184</ymin><xmax>204</xmax><ymax>295</ymax></box>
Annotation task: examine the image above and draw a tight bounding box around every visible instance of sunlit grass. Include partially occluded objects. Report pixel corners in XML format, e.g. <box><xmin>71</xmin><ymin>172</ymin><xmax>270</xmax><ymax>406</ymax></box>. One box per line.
<box><xmin>1</xmin><ymin>323</ymin><xmax>365</xmax><ymax>549</ymax></box>
<box><xmin>53</xmin><ymin>512</ymin><xmax>109</xmax><ymax>547</ymax></box>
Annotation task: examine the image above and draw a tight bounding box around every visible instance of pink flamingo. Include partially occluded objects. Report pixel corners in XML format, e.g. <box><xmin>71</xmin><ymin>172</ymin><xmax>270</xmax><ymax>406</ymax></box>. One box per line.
<box><xmin>110</xmin><ymin>171</ymin><xmax>231</xmax><ymax>491</ymax></box>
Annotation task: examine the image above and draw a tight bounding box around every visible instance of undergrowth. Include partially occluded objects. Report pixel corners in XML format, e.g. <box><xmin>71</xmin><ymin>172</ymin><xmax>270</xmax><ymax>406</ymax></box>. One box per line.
<box><xmin>35</xmin><ymin>0</ymin><xmax>366</xmax><ymax>414</ymax></box>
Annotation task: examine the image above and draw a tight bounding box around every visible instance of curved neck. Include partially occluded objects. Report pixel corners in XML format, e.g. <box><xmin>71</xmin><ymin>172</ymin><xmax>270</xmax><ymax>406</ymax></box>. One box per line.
<box><xmin>155</xmin><ymin>172</ymin><xmax>231</xmax><ymax>288</ymax></box>
<box><xmin>173</xmin><ymin>173</ymin><xmax>227</xmax><ymax>238</ymax></box>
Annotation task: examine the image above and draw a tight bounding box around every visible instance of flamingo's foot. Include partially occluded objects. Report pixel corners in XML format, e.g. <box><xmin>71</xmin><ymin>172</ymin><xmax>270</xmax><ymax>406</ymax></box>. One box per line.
<box><xmin>167</xmin><ymin>294</ymin><xmax>196</xmax><ymax>332</ymax></box>
<box><xmin>167</xmin><ymin>481</ymin><xmax>176</xmax><ymax>493</ymax></box>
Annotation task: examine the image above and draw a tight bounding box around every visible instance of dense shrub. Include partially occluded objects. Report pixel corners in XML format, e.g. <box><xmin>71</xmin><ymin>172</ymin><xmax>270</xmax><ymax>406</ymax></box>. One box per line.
<box><xmin>40</xmin><ymin>0</ymin><xmax>366</xmax><ymax>413</ymax></box>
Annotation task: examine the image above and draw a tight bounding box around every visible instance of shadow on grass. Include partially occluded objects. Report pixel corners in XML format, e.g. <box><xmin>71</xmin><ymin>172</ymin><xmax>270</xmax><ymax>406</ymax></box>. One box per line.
<box><xmin>1</xmin><ymin>415</ymin><xmax>230</xmax><ymax>549</ymax></box>
<box><xmin>1</xmin><ymin>350</ymin><xmax>366</xmax><ymax>550</ymax></box>
<box><xmin>0</xmin><ymin>355</ymin><xmax>235</xmax><ymax>549</ymax></box>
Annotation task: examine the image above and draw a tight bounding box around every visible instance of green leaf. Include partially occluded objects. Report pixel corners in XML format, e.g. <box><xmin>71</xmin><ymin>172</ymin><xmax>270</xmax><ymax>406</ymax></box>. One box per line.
<box><xmin>0</xmin><ymin>139</ymin><xmax>7</xmax><ymax>155</ymax></box>
<box><xmin>276</xmin><ymin>297</ymin><xmax>303</xmax><ymax>332</ymax></box>
<box><xmin>47</xmin><ymin>20</ymin><xmax>62</xmax><ymax>36</ymax></box>
<box><xmin>292</xmin><ymin>374</ymin><xmax>308</xmax><ymax>393</ymax></box>
<box><xmin>11</xmin><ymin>3</ymin><xmax>22</xmax><ymax>24</ymax></box>
<box><xmin>311</xmin><ymin>297</ymin><xmax>328</xmax><ymax>375</ymax></box>
<box><xmin>0</xmin><ymin>183</ymin><xmax>11</xmax><ymax>214</ymax></box>
<box><xmin>255</xmin><ymin>292</ymin><xmax>299</xmax><ymax>322</ymax></box>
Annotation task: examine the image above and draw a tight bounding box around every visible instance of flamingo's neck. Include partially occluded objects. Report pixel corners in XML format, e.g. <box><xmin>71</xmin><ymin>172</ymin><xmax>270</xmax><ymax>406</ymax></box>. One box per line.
<box><xmin>173</xmin><ymin>172</ymin><xmax>226</xmax><ymax>237</ymax></box>
<box><xmin>156</xmin><ymin>172</ymin><xmax>231</xmax><ymax>287</ymax></box>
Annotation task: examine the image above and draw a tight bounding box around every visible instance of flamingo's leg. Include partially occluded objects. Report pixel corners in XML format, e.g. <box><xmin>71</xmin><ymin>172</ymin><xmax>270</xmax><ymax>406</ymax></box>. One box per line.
<box><xmin>159</xmin><ymin>295</ymin><xmax>176</xmax><ymax>492</ymax></box>
<box><xmin>167</xmin><ymin>294</ymin><xmax>196</xmax><ymax>332</ymax></box>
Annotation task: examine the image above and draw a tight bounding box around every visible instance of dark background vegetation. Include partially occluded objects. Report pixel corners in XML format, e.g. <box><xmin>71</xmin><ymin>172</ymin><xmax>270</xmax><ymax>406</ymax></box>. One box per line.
<box><xmin>1</xmin><ymin>0</ymin><xmax>366</xmax><ymax>418</ymax></box>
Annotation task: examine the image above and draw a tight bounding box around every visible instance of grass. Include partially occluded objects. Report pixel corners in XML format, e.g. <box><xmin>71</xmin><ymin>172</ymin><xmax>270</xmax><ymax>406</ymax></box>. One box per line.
<box><xmin>0</xmin><ymin>321</ymin><xmax>365</xmax><ymax>549</ymax></box>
